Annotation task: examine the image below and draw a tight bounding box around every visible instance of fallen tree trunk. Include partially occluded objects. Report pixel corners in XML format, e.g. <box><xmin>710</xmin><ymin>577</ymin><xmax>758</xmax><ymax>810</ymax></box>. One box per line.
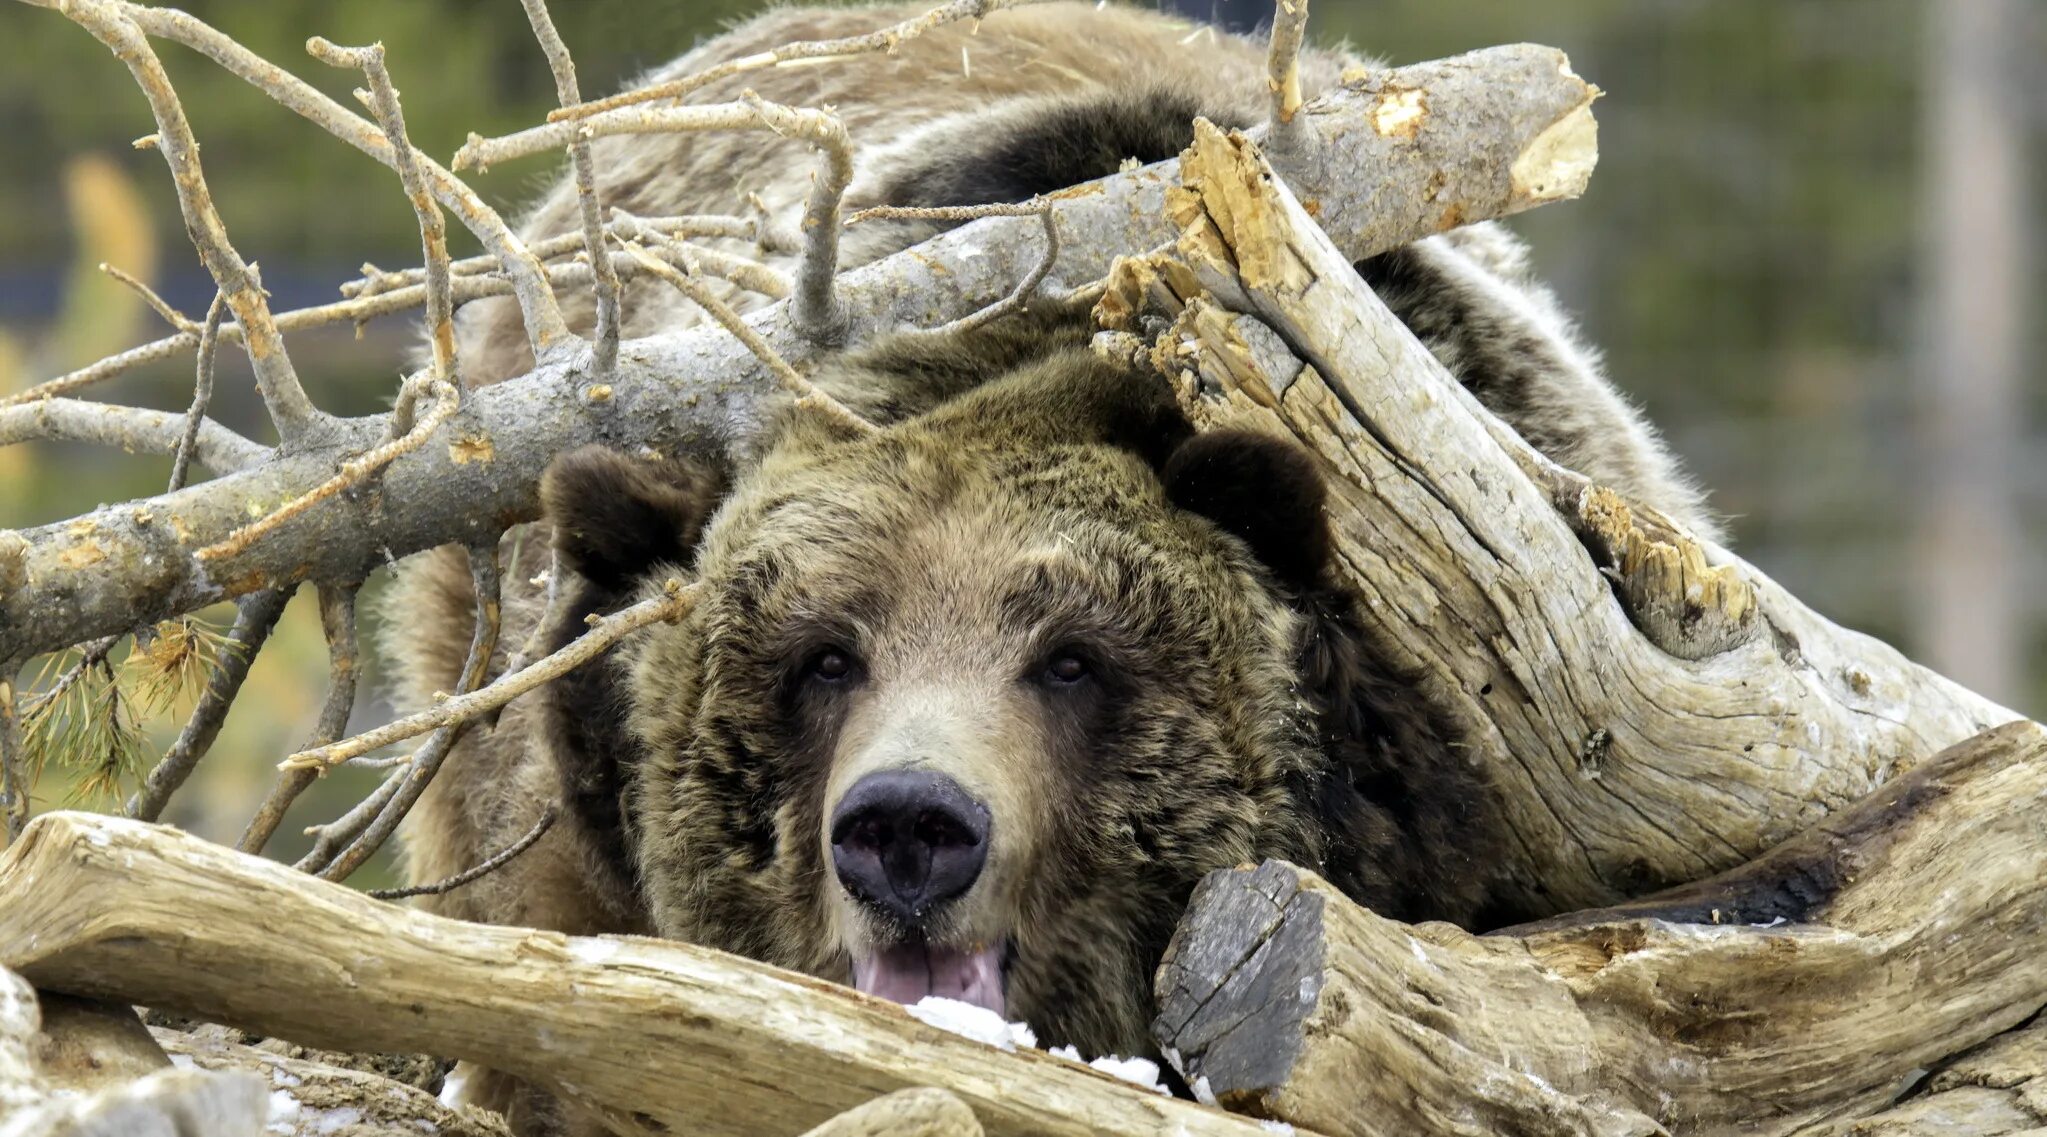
<box><xmin>1153</xmin><ymin>720</ymin><xmax>2047</xmax><ymax>1137</ymax></box>
<box><xmin>0</xmin><ymin>37</ymin><xmax>1597</xmax><ymax>667</ymax></box>
<box><xmin>1101</xmin><ymin>120</ymin><xmax>2021</xmax><ymax>913</ymax></box>
<box><xmin>0</xmin><ymin>811</ymin><xmax>1310</xmax><ymax>1137</ymax></box>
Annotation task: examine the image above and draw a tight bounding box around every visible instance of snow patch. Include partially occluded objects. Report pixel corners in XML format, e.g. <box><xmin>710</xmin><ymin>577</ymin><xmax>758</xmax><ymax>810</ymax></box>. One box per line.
<box><xmin>908</xmin><ymin>996</ymin><xmax>1036</xmax><ymax>1051</ymax></box>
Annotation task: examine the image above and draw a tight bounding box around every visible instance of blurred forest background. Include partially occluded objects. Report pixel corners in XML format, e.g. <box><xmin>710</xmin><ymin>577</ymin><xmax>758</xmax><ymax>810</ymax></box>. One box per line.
<box><xmin>0</xmin><ymin>0</ymin><xmax>2040</xmax><ymax>887</ymax></box>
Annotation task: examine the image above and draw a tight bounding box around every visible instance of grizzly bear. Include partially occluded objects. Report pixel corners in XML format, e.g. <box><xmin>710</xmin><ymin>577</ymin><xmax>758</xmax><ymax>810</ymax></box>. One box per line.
<box><xmin>383</xmin><ymin>3</ymin><xmax>1717</xmax><ymax>1130</ymax></box>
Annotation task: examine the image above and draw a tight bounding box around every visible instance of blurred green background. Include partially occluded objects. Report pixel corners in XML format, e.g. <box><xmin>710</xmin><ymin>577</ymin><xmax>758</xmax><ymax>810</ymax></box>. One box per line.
<box><xmin>0</xmin><ymin>1</ymin><xmax>2040</xmax><ymax>886</ymax></box>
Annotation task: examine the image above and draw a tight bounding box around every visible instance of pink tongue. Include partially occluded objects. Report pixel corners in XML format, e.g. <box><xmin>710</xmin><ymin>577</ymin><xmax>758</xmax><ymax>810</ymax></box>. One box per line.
<box><xmin>852</xmin><ymin>943</ymin><xmax>1005</xmax><ymax>1016</ymax></box>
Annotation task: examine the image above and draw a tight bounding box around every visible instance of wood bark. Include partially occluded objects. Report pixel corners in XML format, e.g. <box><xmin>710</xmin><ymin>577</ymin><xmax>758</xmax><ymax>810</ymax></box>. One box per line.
<box><xmin>1153</xmin><ymin>720</ymin><xmax>2047</xmax><ymax>1137</ymax></box>
<box><xmin>0</xmin><ymin>811</ymin><xmax>1316</xmax><ymax>1137</ymax></box>
<box><xmin>1100</xmin><ymin>120</ymin><xmax>2022</xmax><ymax>914</ymax></box>
<box><xmin>0</xmin><ymin>41</ymin><xmax>1599</xmax><ymax>667</ymax></box>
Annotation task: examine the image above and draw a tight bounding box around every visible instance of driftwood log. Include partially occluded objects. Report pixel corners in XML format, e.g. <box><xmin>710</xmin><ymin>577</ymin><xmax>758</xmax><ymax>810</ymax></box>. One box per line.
<box><xmin>0</xmin><ymin>812</ymin><xmax>1309</xmax><ymax>1137</ymax></box>
<box><xmin>1154</xmin><ymin>720</ymin><xmax>2047</xmax><ymax>1137</ymax></box>
<box><xmin>1099</xmin><ymin>121</ymin><xmax>2022</xmax><ymax>916</ymax></box>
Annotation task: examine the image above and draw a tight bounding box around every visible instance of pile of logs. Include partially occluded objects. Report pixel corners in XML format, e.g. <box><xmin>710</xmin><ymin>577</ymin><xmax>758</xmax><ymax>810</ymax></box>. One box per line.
<box><xmin>2</xmin><ymin>5</ymin><xmax>2042</xmax><ymax>1136</ymax></box>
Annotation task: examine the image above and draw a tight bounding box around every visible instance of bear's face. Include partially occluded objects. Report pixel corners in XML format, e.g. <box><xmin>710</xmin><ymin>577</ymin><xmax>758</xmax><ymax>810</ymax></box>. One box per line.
<box><xmin>544</xmin><ymin>352</ymin><xmax>1341</xmax><ymax>1058</ymax></box>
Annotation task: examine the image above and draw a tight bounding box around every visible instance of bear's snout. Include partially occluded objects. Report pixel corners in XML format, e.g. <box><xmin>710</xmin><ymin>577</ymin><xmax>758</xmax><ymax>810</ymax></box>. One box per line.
<box><xmin>829</xmin><ymin>770</ymin><xmax>992</xmax><ymax>926</ymax></box>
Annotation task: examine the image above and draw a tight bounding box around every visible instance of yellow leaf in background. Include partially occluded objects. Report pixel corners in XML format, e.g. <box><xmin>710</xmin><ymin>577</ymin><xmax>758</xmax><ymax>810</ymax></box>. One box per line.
<box><xmin>53</xmin><ymin>152</ymin><xmax>157</xmax><ymax>373</ymax></box>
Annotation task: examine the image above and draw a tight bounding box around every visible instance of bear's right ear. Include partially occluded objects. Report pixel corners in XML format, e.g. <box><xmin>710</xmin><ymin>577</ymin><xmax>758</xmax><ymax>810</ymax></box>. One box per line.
<box><xmin>539</xmin><ymin>446</ymin><xmax>730</xmax><ymax>595</ymax></box>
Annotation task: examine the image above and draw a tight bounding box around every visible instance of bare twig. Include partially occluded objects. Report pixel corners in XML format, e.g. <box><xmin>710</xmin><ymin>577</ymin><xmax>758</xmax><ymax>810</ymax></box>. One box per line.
<box><xmin>307</xmin><ymin>37</ymin><xmax>457</xmax><ymax>385</ymax></box>
<box><xmin>100</xmin><ymin>262</ymin><xmax>197</xmax><ymax>334</ymax></box>
<box><xmin>285</xmin><ymin>579</ymin><xmax>697</xmax><ymax>773</ymax></box>
<box><xmin>3</xmin><ymin>233</ymin><xmax>758</xmax><ymax>411</ymax></box>
<box><xmin>487</xmin><ymin>546</ymin><xmax>560</xmax><ymax>730</ymax></box>
<box><xmin>236</xmin><ymin>584</ymin><xmax>357</xmax><ymax>856</ymax></box>
<box><xmin>55</xmin><ymin>0</ymin><xmax>326</xmax><ymax>443</ymax></box>
<box><xmin>195</xmin><ymin>377</ymin><xmax>460</xmax><ymax>564</ymax></box>
<box><xmin>124</xmin><ymin>587</ymin><xmax>290</xmax><ymax>822</ymax></box>
<box><xmin>1</xmin><ymin>396</ymin><xmax>266</xmax><ymax>474</ymax></box>
<box><xmin>612</xmin><ymin>210</ymin><xmax>792</xmax><ymax>299</ymax></box>
<box><xmin>341</xmin><ymin>214</ymin><xmax>764</xmax><ymax>299</ymax></box>
<box><xmin>0</xmin><ymin>670</ymin><xmax>23</xmax><ymax>841</ymax></box>
<box><xmin>618</xmin><ymin>242</ymin><xmax>870</xmax><ymax>433</ymax></box>
<box><xmin>294</xmin><ymin>762</ymin><xmax>403</xmax><ymax>874</ymax></box>
<box><xmin>315</xmin><ymin>543</ymin><xmax>503</xmax><ymax>882</ymax></box>
<box><xmin>1266</xmin><ymin>0</ymin><xmax>1309</xmax><ymax>142</ymax></box>
<box><xmin>517</xmin><ymin>0</ymin><xmax>622</xmax><ymax>375</ymax></box>
<box><xmin>454</xmin><ymin>93</ymin><xmax>852</xmax><ymax>341</ymax></box>
<box><xmin>548</xmin><ymin>0</ymin><xmax>1048</xmax><ymax>122</ymax></box>
<box><xmin>849</xmin><ymin>200</ymin><xmax>1059</xmax><ymax>335</ymax></box>
<box><xmin>12</xmin><ymin>0</ymin><xmax>571</xmax><ymax>356</ymax></box>
<box><xmin>365</xmin><ymin>801</ymin><xmax>559</xmax><ymax>900</ymax></box>
<box><xmin>167</xmin><ymin>291</ymin><xmax>228</xmax><ymax>492</ymax></box>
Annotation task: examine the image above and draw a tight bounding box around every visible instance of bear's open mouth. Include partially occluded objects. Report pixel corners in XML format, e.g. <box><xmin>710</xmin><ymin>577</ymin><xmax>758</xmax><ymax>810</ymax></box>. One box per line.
<box><xmin>850</xmin><ymin>939</ymin><xmax>1007</xmax><ymax>1016</ymax></box>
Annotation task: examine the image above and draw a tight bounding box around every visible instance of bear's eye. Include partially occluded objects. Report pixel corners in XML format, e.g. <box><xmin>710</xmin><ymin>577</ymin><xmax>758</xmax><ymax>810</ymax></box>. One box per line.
<box><xmin>1043</xmin><ymin>652</ymin><xmax>1092</xmax><ymax>685</ymax></box>
<box><xmin>806</xmin><ymin>648</ymin><xmax>857</xmax><ymax>684</ymax></box>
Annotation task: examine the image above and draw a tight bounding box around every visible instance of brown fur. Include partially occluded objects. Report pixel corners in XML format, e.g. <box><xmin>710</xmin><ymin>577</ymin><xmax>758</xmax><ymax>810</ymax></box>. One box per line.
<box><xmin>381</xmin><ymin>5</ymin><xmax>1718</xmax><ymax>1131</ymax></box>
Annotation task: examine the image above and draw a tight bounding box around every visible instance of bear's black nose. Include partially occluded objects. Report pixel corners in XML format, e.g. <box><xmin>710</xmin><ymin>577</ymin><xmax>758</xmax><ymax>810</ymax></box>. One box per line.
<box><xmin>830</xmin><ymin>770</ymin><xmax>991</xmax><ymax>926</ymax></box>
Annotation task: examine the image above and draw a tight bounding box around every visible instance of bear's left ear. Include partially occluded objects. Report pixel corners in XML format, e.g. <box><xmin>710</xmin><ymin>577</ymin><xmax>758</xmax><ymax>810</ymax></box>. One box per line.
<box><xmin>540</xmin><ymin>446</ymin><xmax>730</xmax><ymax>596</ymax></box>
<box><xmin>1162</xmin><ymin>430</ymin><xmax>1332</xmax><ymax>590</ymax></box>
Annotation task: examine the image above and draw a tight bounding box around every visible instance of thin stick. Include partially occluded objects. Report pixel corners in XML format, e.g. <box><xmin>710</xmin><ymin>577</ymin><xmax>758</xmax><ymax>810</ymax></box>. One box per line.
<box><xmin>1</xmin><ymin>396</ymin><xmax>266</xmax><ymax>474</ymax></box>
<box><xmin>618</xmin><ymin>242</ymin><xmax>871</xmax><ymax>434</ymax></box>
<box><xmin>366</xmin><ymin>802</ymin><xmax>559</xmax><ymax>901</ymax></box>
<box><xmin>13</xmin><ymin>0</ymin><xmax>571</xmax><ymax>356</ymax></box>
<box><xmin>167</xmin><ymin>290</ymin><xmax>228</xmax><ymax>492</ymax></box>
<box><xmin>517</xmin><ymin>0</ymin><xmax>622</xmax><ymax>375</ymax></box>
<box><xmin>1266</xmin><ymin>0</ymin><xmax>1310</xmax><ymax>142</ymax></box>
<box><xmin>195</xmin><ymin>378</ymin><xmax>460</xmax><ymax>564</ymax></box>
<box><xmin>294</xmin><ymin>762</ymin><xmax>404</xmax><ymax>874</ymax></box>
<box><xmin>236</xmin><ymin>583</ymin><xmax>357</xmax><ymax>856</ymax></box>
<box><xmin>316</xmin><ymin>543</ymin><xmax>502</xmax><ymax>882</ymax></box>
<box><xmin>546</xmin><ymin>0</ymin><xmax>1048</xmax><ymax>123</ymax></box>
<box><xmin>307</xmin><ymin>37</ymin><xmax>456</xmax><ymax>385</ymax></box>
<box><xmin>284</xmin><ymin>579</ymin><xmax>697</xmax><ymax>773</ymax></box>
<box><xmin>100</xmin><ymin>262</ymin><xmax>197</xmax><ymax>333</ymax></box>
<box><xmin>848</xmin><ymin>200</ymin><xmax>1059</xmax><ymax>335</ymax></box>
<box><xmin>487</xmin><ymin>546</ymin><xmax>561</xmax><ymax>730</ymax></box>
<box><xmin>453</xmin><ymin>94</ymin><xmax>851</xmax><ymax>342</ymax></box>
<box><xmin>1</xmin><ymin>238</ymin><xmax>744</xmax><ymax>411</ymax></box>
<box><xmin>0</xmin><ymin>670</ymin><xmax>24</xmax><ymax>841</ymax></box>
<box><xmin>124</xmin><ymin>587</ymin><xmax>290</xmax><ymax>822</ymax></box>
<box><xmin>343</xmin><ymin>214</ymin><xmax>762</xmax><ymax>298</ymax></box>
<box><xmin>56</xmin><ymin>0</ymin><xmax>325</xmax><ymax>442</ymax></box>
<box><xmin>612</xmin><ymin>210</ymin><xmax>791</xmax><ymax>299</ymax></box>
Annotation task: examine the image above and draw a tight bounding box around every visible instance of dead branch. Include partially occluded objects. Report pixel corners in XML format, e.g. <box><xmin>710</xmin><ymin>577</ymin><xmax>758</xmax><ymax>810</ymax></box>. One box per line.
<box><xmin>0</xmin><ymin>813</ymin><xmax>1307</xmax><ymax>1137</ymax></box>
<box><xmin>0</xmin><ymin>397</ymin><xmax>265</xmax><ymax>475</ymax></box>
<box><xmin>306</xmin><ymin>37</ymin><xmax>457</xmax><ymax>385</ymax></box>
<box><xmin>612</xmin><ymin>209</ymin><xmax>793</xmax><ymax>299</ymax></box>
<box><xmin>282</xmin><ymin>579</ymin><xmax>695</xmax><ymax>774</ymax></box>
<box><xmin>313</xmin><ymin>544</ymin><xmax>501</xmax><ymax>883</ymax></box>
<box><xmin>1101</xmin><ymin>120</ymin><xmax>2015</xmax><ymax>911</ymax></box>
<box><xmin>455</xmin><ymin>93</ymin><xmax>855</xmax><ymax>342</ymax></box>
<box><xmin>850</xmin><ymin>201</ymin><xmax>1062</xmax><ymax>335</ymax></box>
<box><xmin>343</xmin><ymin>213</ymin><xmax>769</xmax><ymax>298</ymax></box>
<box><xmin>1155</xmin><ymin>721</ymin><xmax>2047</xmax><ymax>1137</ymax></box>
<box><xmin>517</xmin><ymin>0</ymin><xmax>622</xmax><ymax>375</ymax></box>
<box><xmin>0</xmin><ymin>674</ymin><xmax>21</xmax><ymax>843</ymax></box>
<box><xmin>0</xmin><ymin>44</ymin><xmax>1598</xmax><ymax>666</ymax></box>
<box><xmin>364</xmin><ymin>802</ymin><xmax>557</xmax><ymax>901</ymax></box>
<box><xmin>99</xmin><ymin>263</ymin><xmax>195</xmax><ymax>335</ymax></box>
<box><xmin>235</xmin><ymin>584</ymin><xmax>358</xmax><ymax>855</ymax></box>
<box><xmin>166</xmin><ymin>292</ymin><xmax>228</xmax><ymax>493</ymax></box>
<box><xmin>550</xmin><ymin>0</ymin><xmax>1047</xmax><ymax>122</ymax></box>
<box><xmin>123</xmin><ymin>588</ymin><xmax>289</xmax><ymax>822</ymax></box>
<box><xmin>54</xmin><ymin>0</ymin><xmax>325</xmax><ymax>443</ymax></box>
<box><xmin>1265</xmin><ymin>0</ymin><xmax>1308</xmax><ymax>140</ymax></box>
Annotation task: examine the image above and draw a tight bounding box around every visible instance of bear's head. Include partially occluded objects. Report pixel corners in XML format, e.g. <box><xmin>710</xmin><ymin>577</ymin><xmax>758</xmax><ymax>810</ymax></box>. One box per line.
<box><xmin>537</xmin><ymin>312</ymin><xmax>1489</xmax><ymax>1058</ymax></box>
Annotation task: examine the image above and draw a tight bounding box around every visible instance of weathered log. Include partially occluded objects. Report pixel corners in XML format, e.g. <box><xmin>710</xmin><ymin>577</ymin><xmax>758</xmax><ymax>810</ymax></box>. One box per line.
<box><xmin>1801</xmin><ymin>1012</ymin><xmax>2047</xmax><ymax>1136</ymax></box>
<box><xmin>0</xmin><ymin>811</ymin><xmax>1314</xmax><ymax>1137</ymax></box>
<box><xmin>1153</xmin><ymin>720</ymin><xmax>2047</xmax><ymax>1137</ymax></box>
<box><xmin>0</xmin><ymin>965</ymin><xmax>266</xmax><ymax>1137</ymax></box>
<box><xmin>154</xmin><ymin>1026</ymin><xmax>509</xmax><ymax>1137</ymax></box>
<box><xmin>794</xmin><ymin>1088</ymin><xmax>984</xmax><ymax>1137</ymax></box>
<box><xmin>1102</xmin><ymin>119</ymin><xmax>2020</xmax><ymax>914</ymax></box>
